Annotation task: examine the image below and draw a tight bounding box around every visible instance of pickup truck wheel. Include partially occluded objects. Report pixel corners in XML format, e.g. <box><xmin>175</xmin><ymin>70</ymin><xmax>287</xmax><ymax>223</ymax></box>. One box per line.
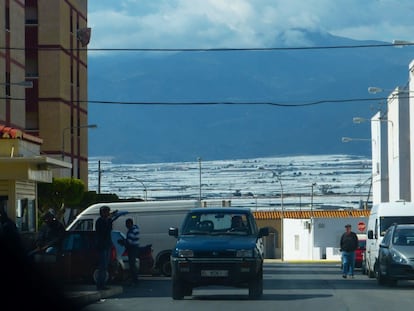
<box><xmin>159</xmin><ymin>256</ymin><xmax>172</xmax><ymax>277</ymax></box>
<box><xmin>172</xmin><ymin>277</ymin><xmax>185</xmax><ymax>300</ymax></box>
<box><xmin>248</xmin><ymin>271</ymin><xmax>263</xmax><ymax>299</ymax></box>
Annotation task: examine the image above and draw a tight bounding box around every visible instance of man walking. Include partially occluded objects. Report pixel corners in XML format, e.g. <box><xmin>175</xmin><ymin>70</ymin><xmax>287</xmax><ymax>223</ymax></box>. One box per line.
<box><xmin>340</xmin><ymin>224</ymin><xmax>359</xmax><ymax>279</ymax></box>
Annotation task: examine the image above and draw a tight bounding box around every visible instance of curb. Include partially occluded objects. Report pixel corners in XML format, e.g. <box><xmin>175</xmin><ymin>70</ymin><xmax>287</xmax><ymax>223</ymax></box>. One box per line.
<box><xmin>264</xmin><ymin>259</ymin><xmax>341</xmax><ymax>264</ymax></box>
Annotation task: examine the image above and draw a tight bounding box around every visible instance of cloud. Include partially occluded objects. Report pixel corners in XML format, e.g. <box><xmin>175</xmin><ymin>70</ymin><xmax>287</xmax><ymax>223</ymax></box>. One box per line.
<box><xmin>88</xmin><ymin>0</ymin><xmax>414</xmax><ymax>50</ymax></box>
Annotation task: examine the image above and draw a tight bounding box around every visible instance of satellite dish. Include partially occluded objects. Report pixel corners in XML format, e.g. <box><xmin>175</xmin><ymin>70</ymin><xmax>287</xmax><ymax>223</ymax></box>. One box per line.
<box><xmin>77</xmin><ymin>27</ymin><xmax>92</xmax><ymax>47</ymax></box>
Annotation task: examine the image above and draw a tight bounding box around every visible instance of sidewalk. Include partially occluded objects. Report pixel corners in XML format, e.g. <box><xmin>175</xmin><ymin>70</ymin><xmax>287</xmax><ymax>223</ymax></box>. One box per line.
<box><xmin>64</xmin><ymin>284</ymin><xmax>123</xmax><ymax>309</ymax></box>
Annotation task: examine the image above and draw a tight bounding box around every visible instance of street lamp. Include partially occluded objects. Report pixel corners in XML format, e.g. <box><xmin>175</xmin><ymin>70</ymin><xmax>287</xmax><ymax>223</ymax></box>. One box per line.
<box><xmin>61</xmin><ymin>124</ymin><xmax>97</xmax><ymax>160</ymax></box>
<box><xmin>310</xmin><ymin>182</ymin><xmax>317</xmax><ymax>260</ymax></box>
<box><xmin>311</xmin><ymin>183</ymin><xmax>317</xmax><ymax>219</ymax></box>
<box><xmin>341</xmin><ymin>137</ymin><xmax>372</xmax><ymax>143</ymax></box>
<box><xmin>392</xmin><ymin>40</ymin><xmax>414</xmax><ymax>47</ymax></box>
<box><xmin>126</xmin><ymin>176</ymin><xmax>147</xmax><ymax>201</ymax></box>
<box><xmin>258</xmin><ymin>167</ymin><xmax>284</xmax><ymax>261</ymax></box>
<box><xmin>258</xmin><ymin>168</ymin><xmax>284</xmax><ymax>209</ymax></box>
<box><xmin>353</xmin><ymin>117</ymin><xmax>370</xmax><ymax>124</ymax></box>
<box><xmin>368</xmin><ymin>87</ymin><xmax>387</xmax><ymax>94</ymax></box>
<box><xmin>353</xmin><ymin>116</ymin><xmax>394</xmax><ymax>127</ymax></box>
<box><xmin>368</xmin><ymin>86</ymin><xmax>411</xmax><ymax>95</ymax></box>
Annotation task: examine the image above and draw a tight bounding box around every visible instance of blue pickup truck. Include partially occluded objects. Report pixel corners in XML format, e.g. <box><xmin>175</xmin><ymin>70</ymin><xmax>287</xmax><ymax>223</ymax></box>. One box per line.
<box><xmin>169</xmin><ymin>207</ymin><xmax>269</xmax><ymax>300</ymax></box>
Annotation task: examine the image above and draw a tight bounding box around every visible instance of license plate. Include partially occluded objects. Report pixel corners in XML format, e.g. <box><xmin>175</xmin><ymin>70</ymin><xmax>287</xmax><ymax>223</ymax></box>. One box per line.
<box><xmin>201</xmin><ymin>270</ymin><xmax>228</xmax><ymax>277</ymax></box>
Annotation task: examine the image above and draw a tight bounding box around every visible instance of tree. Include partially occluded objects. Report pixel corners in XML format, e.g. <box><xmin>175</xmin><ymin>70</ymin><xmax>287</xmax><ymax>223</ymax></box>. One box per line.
<box><xmin>38</xmin><ymin>178</ymin><xmax>85</xmax><ymax>225</ymax></box>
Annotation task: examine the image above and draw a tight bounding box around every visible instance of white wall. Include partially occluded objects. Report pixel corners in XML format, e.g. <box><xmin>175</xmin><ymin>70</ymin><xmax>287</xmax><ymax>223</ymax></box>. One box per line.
<box><xmin>371</xmin><ymin>111</ymin><xmax>389</xmax><ymax>204</ymax></box>
<box><xmin>410</xmin><ymin>60</ymin><xmax>414</xmax><ymax>200</ymax></box>
<box><xmin>313</xmin><ymin>217</ymin><xmax>368</xmax><ymax>259</ymax></box>
<box><xmin>387</xmin><ymin>87</ymin><xmax>410</xmax><ymax>202</ymax></box>
<box><xmin>282</xmin><ymin>217</ymin><xmax>368</xmax><ymax>261</ymax></box>
<box><xmin>283</xmin><ymin>219</ymin><xmax>312</xmax><ymax>260</ymax></box>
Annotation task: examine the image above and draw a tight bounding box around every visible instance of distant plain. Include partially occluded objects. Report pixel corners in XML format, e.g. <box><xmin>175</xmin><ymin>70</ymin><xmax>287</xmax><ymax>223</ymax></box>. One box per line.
<box><xmin>89</xmin><ymin>154</ymin><xmax>372</xmax><ymax>210</ymax></box>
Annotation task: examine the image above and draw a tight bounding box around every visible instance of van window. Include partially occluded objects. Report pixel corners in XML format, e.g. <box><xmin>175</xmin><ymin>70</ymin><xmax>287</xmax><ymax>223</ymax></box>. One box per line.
<box><xmin>70</xmin><ymin>219</ymin><xmax>94</xmax><ymax>231</ymax></box>
<box><xmin>379</xmin><ymin>216</ymin><xmax>414</xmax><ymax>236</ymax></box>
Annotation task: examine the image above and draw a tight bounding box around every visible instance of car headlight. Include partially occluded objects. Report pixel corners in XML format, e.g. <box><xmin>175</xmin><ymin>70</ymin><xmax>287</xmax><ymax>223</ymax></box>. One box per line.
<box><xmin>236</xmin><ymin>249</ymin><xmax>253</xmax><ymax>257</ymax></box>
<box><xmin>178</xmin><ymin>249</ymin><xmax>194</xmax><ymax>257</ymax></box>
<box><xmin>390</xmin><ymin>249</ymin><xmax>408</xmax><ymax>264</ymax></box>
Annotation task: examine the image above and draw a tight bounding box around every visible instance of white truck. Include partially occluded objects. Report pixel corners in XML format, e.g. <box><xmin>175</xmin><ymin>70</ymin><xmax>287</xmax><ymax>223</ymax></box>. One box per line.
<box><xmin>66</xmin><ymin>199</ymin><xmax>202</xmax><ymax>276</ymax></box>
<box><xmin>365</xmin><ymin>202</ymin><xmax>414</xmax><ymax>278</ymax></box>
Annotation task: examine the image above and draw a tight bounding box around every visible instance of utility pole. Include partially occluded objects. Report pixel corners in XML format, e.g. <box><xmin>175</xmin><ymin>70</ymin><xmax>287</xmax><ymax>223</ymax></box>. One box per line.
<box><xmin>98</xmin><ymin>160</ymin><xmax>101</xmax><ymax>194</ymax></box>
<box><xmin>197</xmin><ymin>157</ymin><xmax>202</xmax><ymax>202</ymax></box>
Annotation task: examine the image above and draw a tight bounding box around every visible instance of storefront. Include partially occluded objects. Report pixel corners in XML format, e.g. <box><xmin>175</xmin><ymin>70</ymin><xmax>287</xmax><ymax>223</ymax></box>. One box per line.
<box><xmin>0</xmin><ymin>128</ymin><xmax>71</xmax><ymax>232</ymax></box>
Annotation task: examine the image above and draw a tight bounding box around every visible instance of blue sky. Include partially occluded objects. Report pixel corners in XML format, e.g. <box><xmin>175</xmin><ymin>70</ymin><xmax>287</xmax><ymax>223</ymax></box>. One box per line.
<box><xmin>88</xmin><ymin>0</ymin><xmax>414</xmax><ymax>50</ymax></box>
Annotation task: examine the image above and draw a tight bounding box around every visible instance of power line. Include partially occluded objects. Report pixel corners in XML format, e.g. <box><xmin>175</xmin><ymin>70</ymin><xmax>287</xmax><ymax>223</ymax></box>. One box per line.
<box><xmin>1</xmin><ymin>42</ymin><xmax>413</xmax><ymax>52</ymax></box>
<box><xmin>86</xmin><ymin>97</ymin><xmax>389</xmax><ymax>107</ymax></box>
<box><xmin>2</xmin><ymin>95</ymin><xmax>402</xmax><ymax>107</ymax></box>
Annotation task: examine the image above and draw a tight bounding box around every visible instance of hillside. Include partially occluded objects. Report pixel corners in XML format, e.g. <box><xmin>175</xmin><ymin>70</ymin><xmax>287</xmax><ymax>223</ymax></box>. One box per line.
<box><xmin>88</xmin><ymin>29</ymin><xmax>414</xmax><ymax>163</ymax></box>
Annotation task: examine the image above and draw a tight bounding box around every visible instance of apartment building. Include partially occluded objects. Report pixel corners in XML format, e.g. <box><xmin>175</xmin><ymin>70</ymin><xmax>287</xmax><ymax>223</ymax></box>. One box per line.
<box><xmin>0</xmin><ymin>0</ymin><xmax>90</xmax><ymax>230</ymax></box>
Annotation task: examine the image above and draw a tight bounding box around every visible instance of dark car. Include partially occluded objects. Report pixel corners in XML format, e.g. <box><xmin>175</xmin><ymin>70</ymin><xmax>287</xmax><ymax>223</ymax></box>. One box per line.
<box><xmin>33</xmin><ymin>230</ymin><xmax>154</xmax><ymax>284</ymax></box>
<box><xmin>168</xmin><ymin>207</ymin><xmax>269</xmax><ymax>300</ymax></box>
<box><xmin>376</xmin><ymin>223</ymin><xmax>414</xmax><ymax>285</ymax></box>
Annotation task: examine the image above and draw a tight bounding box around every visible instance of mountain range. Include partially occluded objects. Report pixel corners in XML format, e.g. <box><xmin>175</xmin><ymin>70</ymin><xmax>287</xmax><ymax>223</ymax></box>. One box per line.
<box><xmin>87</xmin><ymin>29</ymin><xmax>414</xmax><ymax>164</ymax></box>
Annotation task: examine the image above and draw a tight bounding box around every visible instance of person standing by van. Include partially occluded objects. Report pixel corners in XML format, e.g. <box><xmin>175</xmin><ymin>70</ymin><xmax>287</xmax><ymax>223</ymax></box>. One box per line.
<box><xmin>340</xmin><ymin>224</ymin><xmax>359</xmax><ymax>279</ymax></box>
<box><xmin>95</xmin><ymin>205</ymin><xmax>121</xmax><ymax>290</ymax></box>
<box><xmin>125</xmin><ymin>218</ymin><xmax>140</xmax><ymax>285</ymax></box>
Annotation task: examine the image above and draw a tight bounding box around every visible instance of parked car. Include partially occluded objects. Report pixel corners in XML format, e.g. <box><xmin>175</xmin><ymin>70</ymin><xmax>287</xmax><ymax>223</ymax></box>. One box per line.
<box><xmin>355</xmin><ymin>234</ymin><xmax>366</xmax><ymax>269</ymax></box>
<box><xmin>365</xmin><ymin>202</ymin><xmax>414</xmax><ymax>278</ymax></box>
<box><xmin>169</xmin><ymin>207</ymin><xmax>269</xmax><ymax>300</ymax></box>
<box><xmin>32</xmin><ymin>230</ymin><xmax>154</xmax><ymax>284</ymax></box>
<box><xmin>376</xmin><ymin>223</ymin><xmax>414</xmax><ymax>286</ymax></box>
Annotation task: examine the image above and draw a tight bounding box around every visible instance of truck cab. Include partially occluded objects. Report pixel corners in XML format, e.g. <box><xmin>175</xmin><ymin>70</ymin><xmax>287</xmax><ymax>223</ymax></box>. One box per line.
<box><xmin>169</xmin><ymin>207</ymin><xmax>269</xmax><ymax>300</ymax></box>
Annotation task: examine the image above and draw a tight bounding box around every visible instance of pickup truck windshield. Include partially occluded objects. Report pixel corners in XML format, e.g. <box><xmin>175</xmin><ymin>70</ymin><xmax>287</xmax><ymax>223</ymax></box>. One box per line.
<box><xmin>181</xmin><ymin>212</ymin><xmax>252</xmax><ymax>235</ymax></box>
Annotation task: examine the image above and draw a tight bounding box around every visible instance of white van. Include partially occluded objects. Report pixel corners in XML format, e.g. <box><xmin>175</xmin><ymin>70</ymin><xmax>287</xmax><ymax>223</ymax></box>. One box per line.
<box><xmin>66</xmin><ymin>199</ymin><xmax>202</xmax><ymax>276</ymax></box>
<box><xmin>365</xmin><ymin>202</ymin><xmax>414</xmax><ymax>278</ymax></box>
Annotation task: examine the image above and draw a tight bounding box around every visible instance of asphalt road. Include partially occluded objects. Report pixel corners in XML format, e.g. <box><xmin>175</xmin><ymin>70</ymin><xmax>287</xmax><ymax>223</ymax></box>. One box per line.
<box><xmin>82</xmin><ymin>262</ymin><xmax>414</xmax><ymax>311</ymax></box>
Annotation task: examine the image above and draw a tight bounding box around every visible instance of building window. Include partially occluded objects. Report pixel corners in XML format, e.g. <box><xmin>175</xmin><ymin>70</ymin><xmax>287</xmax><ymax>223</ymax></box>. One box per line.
<box><xmin>5</xmin><ymin>4</ymin><xmax>10</xmax><ymax>31</ymax></box>
<box><xmin>5</xmin><ymin>72</ymin><xmax>11</xmax><ymax>96</ymax></box>
<box><xmin>70</xmin><ymin>11</ymin><xmax>73</xmax><ymax>33</ymax></box>
<box><xmin>16</xmin><ymin>199</ymin><xmax>36</xmax><ymax>232</ymax></box>
<box><xmin>294</xmin><ymin>235</ymin><xmax>300</xmax><ymax>250</ymax></box>
<box><xmin>25</xmin><ymin>4</ymin><xmax>38</xmax><ymax>25</ymax></box>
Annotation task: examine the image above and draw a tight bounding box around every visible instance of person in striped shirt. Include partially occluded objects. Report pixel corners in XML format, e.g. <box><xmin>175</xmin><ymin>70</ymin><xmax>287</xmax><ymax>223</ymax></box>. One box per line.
<box><xmin>125</xmin><ymin>218</ymin><xmax>140</xmax><ymax>284</ymax></box>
